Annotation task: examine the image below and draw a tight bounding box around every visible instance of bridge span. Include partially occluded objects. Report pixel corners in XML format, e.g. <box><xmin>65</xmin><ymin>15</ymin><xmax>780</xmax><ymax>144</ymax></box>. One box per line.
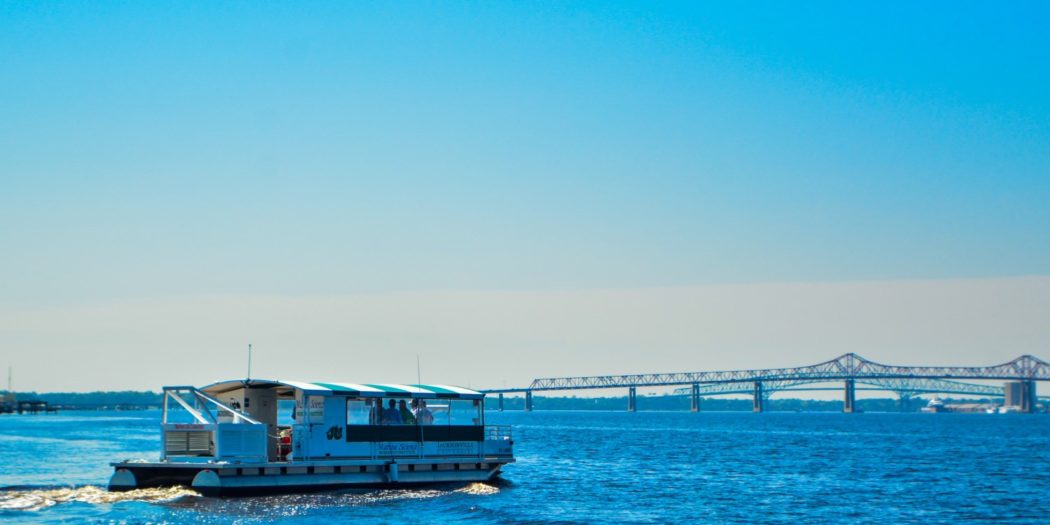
<box><xmin>482</xmin><ymin>353</ymin><xmax>1049</xmax><ymax>413</ymax></box>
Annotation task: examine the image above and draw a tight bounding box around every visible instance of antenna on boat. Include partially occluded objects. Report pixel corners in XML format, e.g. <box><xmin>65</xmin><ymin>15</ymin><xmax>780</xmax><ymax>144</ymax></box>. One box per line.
<box><xmin>247</xmin><ymin>343</ymin><xmax>253</xmax><ymax>381</ymax></box>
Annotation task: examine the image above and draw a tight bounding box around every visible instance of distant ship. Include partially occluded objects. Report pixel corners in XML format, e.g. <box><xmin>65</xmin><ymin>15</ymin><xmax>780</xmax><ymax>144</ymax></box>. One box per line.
<box><xmin>920</xmin><ymin>398</ymin><xmax>947</xmax><ymax>413</ymax></box>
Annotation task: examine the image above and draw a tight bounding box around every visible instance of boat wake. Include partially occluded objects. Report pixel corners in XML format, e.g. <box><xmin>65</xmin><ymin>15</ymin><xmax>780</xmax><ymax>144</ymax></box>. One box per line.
<box><xmin>0</xmin><ymin>482</ymin><xmax>497</xmax><ymax>513</ymax></box>
<box><xmin>455</xmin><ymin>482</ymin><xmax>500</xmax><ymax>495</ymax></box>
<box><xmin>0</xmin><ymin>485</ymin><xmax>200</xmax><ymax>511</ymax></box>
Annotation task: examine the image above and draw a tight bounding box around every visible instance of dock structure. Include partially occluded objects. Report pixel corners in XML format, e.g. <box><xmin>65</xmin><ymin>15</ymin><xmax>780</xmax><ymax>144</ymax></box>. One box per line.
<box><xmin>16</xmin><ymin>400</ymin><xmax>54</xmax><ymax>414</ymax></box>
<box><xmin>0</xmin><ymin>398</ymin><xmax>55</xmax><ymax>415</ymax></box>
<box><xmin>483</xmin><ymin>353</ymin><xmax>1050</xmax><ymax>413</ymax></box>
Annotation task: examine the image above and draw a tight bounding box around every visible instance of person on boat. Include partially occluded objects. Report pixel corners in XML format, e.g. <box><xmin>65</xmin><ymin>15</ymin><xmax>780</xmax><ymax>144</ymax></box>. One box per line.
<box><xmin>398</xmin><ymin>399</ymin><xmax>417</xmax><ymax>425</ymax></box>
<box><xmin>415</xmin><ymin>399</ymin><xmax>435</xmax><ymax>425</ymax></box>
<box><xmin>381</xmin><ymin>399</ymin><xmax>403</xmax><ymax>425</ymax></box>
<box><xmin>372</xmin><ymin>398</ymin><xmax>387</xmax><ymax>424</ymax></box>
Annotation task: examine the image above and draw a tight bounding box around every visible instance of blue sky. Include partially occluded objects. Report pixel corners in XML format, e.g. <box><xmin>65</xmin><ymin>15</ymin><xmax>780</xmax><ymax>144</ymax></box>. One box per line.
<box><xmin>1</xmin><ymin>2</ymin><xmax>1049</xmax><ymax>390</ymax></box>
<box><xmin>3</xmin><ymin>1</ymin><xmax>1048</xmax><ymax>303</ymax></box>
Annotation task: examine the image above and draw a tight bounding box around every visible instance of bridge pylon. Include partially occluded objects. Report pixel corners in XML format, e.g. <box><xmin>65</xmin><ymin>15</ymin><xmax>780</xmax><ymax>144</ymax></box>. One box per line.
<box><xmin>525</xmin><ymin>390</ymin><xmax>533</xmax><ymax>412</ymax></box>
<box><xmin>843</xmin><ymin>379</ymin><xmax>856</xmax><ymax>413</ymax></box>
<box><xmin>1022</xmin><ymin>380</ymin><xmax>1037</xmax><ymax>413</ymax></box>
<box><xmin>690</xmin><ymin>383</ymin><xmax>700</xmax><ymax>412</ymax></box>
<box><xmin>752</xmin><ymin>382</ymin><xmax>764</xmax><ymax>413</ymax></box>
<box><xmin>627</xmin><ymin>387</ymin><xmax>637</xmax><ymax>412</ymax></box>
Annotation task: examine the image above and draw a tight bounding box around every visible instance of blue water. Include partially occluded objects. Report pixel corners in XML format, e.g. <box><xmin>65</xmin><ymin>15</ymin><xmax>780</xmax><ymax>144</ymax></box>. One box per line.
<box><xmin>2</xmin><ymin>410</ymin><xmax>1049</xmax><ymax>524</ymax></box>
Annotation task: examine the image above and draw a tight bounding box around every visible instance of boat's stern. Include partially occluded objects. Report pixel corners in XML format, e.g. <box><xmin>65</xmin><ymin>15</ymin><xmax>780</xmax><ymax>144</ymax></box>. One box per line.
<box><xmin>108</xmin><ymin>460</ymin><xmax>210</xmax><ymax>492</ymax></box>
<box><xmin>482</xmin><ymin>424</ymin><xmax>514</xmax><ymax>466</ymax></box>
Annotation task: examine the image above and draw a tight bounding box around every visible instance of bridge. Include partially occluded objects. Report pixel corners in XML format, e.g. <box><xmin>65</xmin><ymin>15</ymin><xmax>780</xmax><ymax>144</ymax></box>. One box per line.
<box><xmin>482</xmin><ymin>353</ymin><xmax>1049</xmax><ymax>413</ymax></box>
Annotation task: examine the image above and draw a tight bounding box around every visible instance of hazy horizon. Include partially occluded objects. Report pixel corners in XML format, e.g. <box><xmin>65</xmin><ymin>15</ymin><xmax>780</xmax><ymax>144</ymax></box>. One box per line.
<box><xmin>3</xmin><ymin>275</ymin><xmax>1047</xmax><ymax>393</ymax></box>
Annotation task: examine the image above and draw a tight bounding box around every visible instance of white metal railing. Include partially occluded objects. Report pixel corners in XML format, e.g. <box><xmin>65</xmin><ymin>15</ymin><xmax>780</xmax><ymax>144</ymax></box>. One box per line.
<box><xmin>160</xmin><ymin>386</ymin><xmax>269</xmax><ymax>461</ymax></box>
<box><xmin>485</xmin><ymin>425</ymin><xmax>512</xmax><ymax>441</ymax></box>
<box><xmin>162</xmin><ymin>386</ymin><xmax>261</xmax><ymax>425</ymax></box>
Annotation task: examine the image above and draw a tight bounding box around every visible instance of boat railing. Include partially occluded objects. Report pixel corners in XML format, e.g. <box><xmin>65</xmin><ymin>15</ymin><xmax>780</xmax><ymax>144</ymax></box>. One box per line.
<box><xmin>160</xmin><ymin>386</ymin><xmax>269</xmax><ymax>462</ymax></box>
<box><xmin>484</xmin><ymin>425</ymin><xmax>513</xmax><ymax>441</ymax></box>
<box><xmin>161</xmin><ymin>386</ymin><xmax>260</xmax><ymax>425</ymax></box>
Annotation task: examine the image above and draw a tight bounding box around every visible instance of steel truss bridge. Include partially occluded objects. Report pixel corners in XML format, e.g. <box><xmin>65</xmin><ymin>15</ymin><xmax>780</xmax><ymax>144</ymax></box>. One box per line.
<box><xmin>483</xmin><ymin>353</ymin><xmax>1049</xmax><ymax>413</ymax></box>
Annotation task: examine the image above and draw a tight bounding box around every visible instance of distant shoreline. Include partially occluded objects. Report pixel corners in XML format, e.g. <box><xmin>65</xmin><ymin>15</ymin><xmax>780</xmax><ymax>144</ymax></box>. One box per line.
<box><xmin>0</xmin><ymin>390</ymin><xmax>1007</xmax><ymax>413</ymax></box>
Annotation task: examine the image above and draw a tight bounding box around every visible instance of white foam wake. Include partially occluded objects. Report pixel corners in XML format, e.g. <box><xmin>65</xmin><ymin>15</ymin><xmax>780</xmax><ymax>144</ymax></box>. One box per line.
<box><xmin>0</xmin><ymin>485</ymin><xmax>199</xmax><ymax>511</ymax></box>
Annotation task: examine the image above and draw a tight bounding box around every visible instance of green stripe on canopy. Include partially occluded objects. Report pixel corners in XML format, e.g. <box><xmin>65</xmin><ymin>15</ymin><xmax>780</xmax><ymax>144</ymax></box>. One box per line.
<box><xmin>313</xmin><ymin>382</ymin><xmax>360</xmax><ymax>393</ymax></box>
<box><xmin>410</xmin><ymin>384</ymin><xmax>459</xmax><ymax>398</ymax></box>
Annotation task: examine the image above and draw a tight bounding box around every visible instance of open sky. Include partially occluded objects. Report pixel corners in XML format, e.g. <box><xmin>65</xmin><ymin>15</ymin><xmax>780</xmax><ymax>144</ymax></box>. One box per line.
<box><xmin>2</xmin><ymin>2</ymin><xmax>1048</xmax><ymax>392</ymax></box>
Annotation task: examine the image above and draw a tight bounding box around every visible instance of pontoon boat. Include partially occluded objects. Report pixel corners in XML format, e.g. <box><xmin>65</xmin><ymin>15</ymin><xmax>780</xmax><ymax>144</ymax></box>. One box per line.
<box><xmin>108</xmin><ymin>380</ymin><xmax>514</xmax><ymax>496</ymax></box>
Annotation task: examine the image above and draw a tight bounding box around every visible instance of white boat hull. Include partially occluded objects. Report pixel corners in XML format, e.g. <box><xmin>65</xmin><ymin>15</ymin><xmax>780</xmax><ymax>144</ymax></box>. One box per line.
<box><xmin>110</xmin><ymin>458</ymin><xmax>512</xmax><ymax>497</ymax></box>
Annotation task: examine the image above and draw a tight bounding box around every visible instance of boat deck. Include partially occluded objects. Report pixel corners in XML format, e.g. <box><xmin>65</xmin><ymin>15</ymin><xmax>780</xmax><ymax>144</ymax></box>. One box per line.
<box><xmin>111</xmin><ymin>456</ymin><xmax>514</xmax><ymax>496</ymax></box>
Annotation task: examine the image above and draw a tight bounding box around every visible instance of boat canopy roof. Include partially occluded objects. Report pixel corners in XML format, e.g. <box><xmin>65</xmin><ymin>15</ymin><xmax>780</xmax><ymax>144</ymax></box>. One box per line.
<box><xmin>199</xmin><ymin>379</ymin><xmax>484</xmax><ymax>400</ymax></box>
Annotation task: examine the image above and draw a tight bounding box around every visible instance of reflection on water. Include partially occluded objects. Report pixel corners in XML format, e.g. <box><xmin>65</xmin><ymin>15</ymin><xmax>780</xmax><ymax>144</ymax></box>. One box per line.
<box><xmin>0</xmin><ymin>485</ymin><xmax>200</xmax><ymax>511</ymax></box>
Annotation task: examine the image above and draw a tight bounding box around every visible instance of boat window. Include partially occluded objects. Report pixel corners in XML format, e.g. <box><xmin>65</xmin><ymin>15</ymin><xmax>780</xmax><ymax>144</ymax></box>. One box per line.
<box><xmin>295</xmin><ymin>395</ymin><xmax>325</xmax><ymax>424</ymax></box>
<box><xmin>427</xmin><ymin>402</ymin><xmax>450</xmax><ymax>425</ymax></box>
<box><xmin>346</xmin><ymin>399</ymin><xmax>372</xmax><ymax>425</ymax></box>
<box><xmin>448</xmin><ymin>399</ymin><xmax>482</xmax><ymax>426</ymax></box>
<box><xmin>277</xmin><ymin>400</ymin><xmax>296</xmax><ymax>426</ymax></box>
<box><xmin>164</xmin><ymin>394</ymin><xmax>204</xmax><ymax>424</ymax></box>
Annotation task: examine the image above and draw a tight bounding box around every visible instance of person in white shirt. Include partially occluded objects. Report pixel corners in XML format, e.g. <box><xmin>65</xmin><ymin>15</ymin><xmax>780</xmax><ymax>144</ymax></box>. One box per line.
<box><xmin>414</xmin><ymin>399</ymin><xmax>435</xmax><ymax>425</ymax></box>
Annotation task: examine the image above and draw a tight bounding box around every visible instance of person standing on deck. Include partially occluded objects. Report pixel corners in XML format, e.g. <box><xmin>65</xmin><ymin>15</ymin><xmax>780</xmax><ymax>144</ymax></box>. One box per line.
<box><xmin>415</xmin><ymin>399</ymin><xmax>435</xmax><ymax>425</ymax></box>
<box><xmin>381</xmin><ymin>399</ymin><xmax>402</xmax><ymax>425</ymax></box>
<box><xmin>399</xmin><ymin>399</ymin><xmax>417</xmax><ymax>425</ymax></box>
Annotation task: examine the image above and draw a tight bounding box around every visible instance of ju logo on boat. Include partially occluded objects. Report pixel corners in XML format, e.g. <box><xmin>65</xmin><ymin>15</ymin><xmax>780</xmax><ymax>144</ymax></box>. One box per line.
<box><xmin>326</xmin><ymin>426</ymin><xmax>343</xmax><ymax>440</ymax></box>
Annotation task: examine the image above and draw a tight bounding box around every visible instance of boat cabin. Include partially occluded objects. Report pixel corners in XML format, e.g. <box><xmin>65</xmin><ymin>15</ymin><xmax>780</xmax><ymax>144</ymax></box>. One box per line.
<box><xmin>160</xmin><ymin>379</ymin><xmax>509</xmax><ymax>462</ymax></box>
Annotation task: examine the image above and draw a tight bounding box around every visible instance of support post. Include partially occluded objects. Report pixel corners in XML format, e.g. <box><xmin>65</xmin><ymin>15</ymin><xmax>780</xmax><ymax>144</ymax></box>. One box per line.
<box><xmin>524</xmin><ymin>390</ymin><xmax>533</xmax><ymax>412</ymax></box>
<box><xmin>843</xmin><ymin>379</ymin><xmax>856</xmax><ymax>413</ymax></box>
<box><xmin>498</xmin><ymin>393</ymin><xmax>504</xmax><ymax>412</ymax></box>
<box><xmin>690</xmin><ymin>383</ymin><xmax>700</xmax><ymax>412</ymax></box>
<box><xmin>752</xmin><ymin>382</ymin><xmax>764</xmax><ymax>413</ymax></box>
<box><xmin>1022</xmin><ymin>381</ymin><xmax>1036</xmax><ymax>414</ymax></box>
<box><xmin>627</xmin><ymin>386</ymin><xmax>637</xmax><ymax>412</ymax></box>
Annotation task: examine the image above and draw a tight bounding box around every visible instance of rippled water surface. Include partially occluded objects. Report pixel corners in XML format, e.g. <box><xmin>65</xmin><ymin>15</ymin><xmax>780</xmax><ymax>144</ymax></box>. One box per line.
<box><xmin>2</xmin><ymin>410</ymin><xmax>1049</xmax><ymax>524</ymax></box>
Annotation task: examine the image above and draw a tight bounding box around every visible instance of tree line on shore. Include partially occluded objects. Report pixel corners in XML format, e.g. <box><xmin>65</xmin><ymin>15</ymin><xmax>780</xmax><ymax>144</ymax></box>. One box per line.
<box><xmin>4</xmin><ymin>391</ymin><xmax>988</xmax><ymax>412</ymax></box>
<box><xmin>8</xmin><ymin>391</ymin><xmax>165</xmax><ymax>408</ymax></box>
